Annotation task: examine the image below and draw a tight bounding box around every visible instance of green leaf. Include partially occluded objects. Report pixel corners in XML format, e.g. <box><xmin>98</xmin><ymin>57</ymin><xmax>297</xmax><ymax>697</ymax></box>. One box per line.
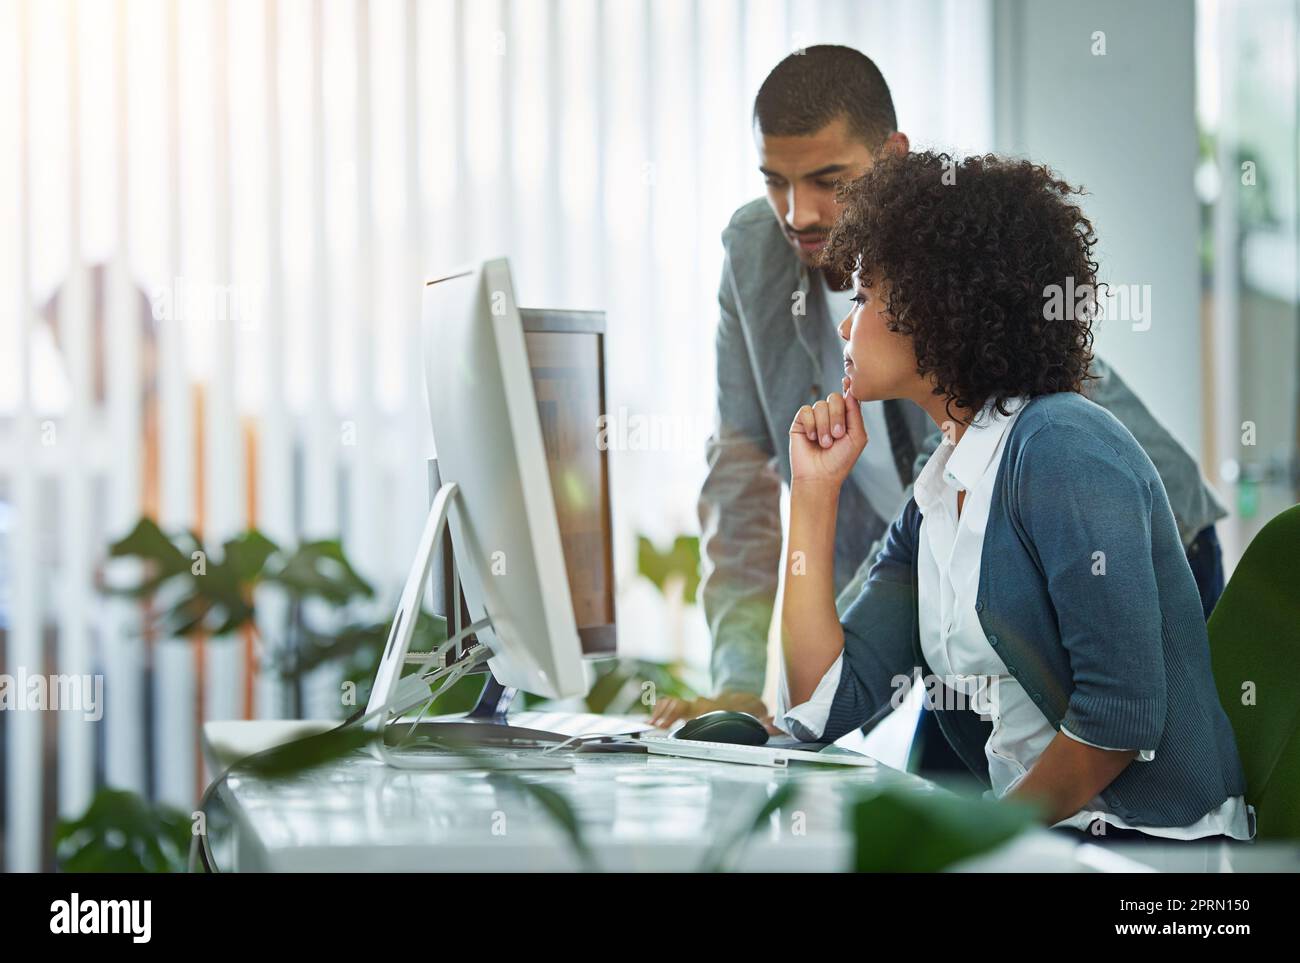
<box><xmin>701</xmin><ymin>781</ymin><xmax>800</xmax><ymax>872</ymax></box>
<box><xmin>209</xmin><ymin>601</ymin><xmax>257</xmax><ymax>637</ymax></box>
<box><xmin>488</xmin><ymin>774</ymin><xmax>598</xmax><ymax>872</ymax></box>
<box><xmin>105</xmin><ymin>520</ymin><xmax>270</xmax><ymax>637</ymax></box>
<box><xmin>106</xmin><ymin>518</ymin><xmax>194</xmax><ymax>601</ymax></box>
<box><xmin>53</xmin><ymin>788</ymin><xmax>193</xmax><ymax>873</ymax></box>
<box><xmin>164</xmin><ymin>591</ymin><xmax>217</xmax><ymax>637</ymax></box>
<box><xmin>108</xmin><ymin>517</ymin><xmax>190</xmax><ymax>571</ymax></box>
<box><xmin>291</xmin><ymin>620</ymin><xmax>390</xmax><ymax>678</ymax></box>
<box><xmin>147</xmin><ymin>575</ymin><xmax>255</xmax><ymax>638</ymax></box>
<box><xmin>236</xmin><ymin>724</ymin><xmax>379</xmax><ymax>778</ymax></box>
<box><xmin>636</xmin><ymin>534</ymin><xmax>701</xmax><ymax>603</ymax></box>
<box><xmin>103</xmin><ymin>568</ymin><xmax>187</xmax><ymax>599</ymax></box>
<box><xmin>268</xmin><ymin>540</ymin><xmax>375</xmax><ymax>604</ymax></box>
<box><xmin>221</xmin><ymin>529</ymin><xmax>280</xmax><ymax>582</ymax></box>
<box><xmin>851</xmin><ymin>786</ymin><xmax>1038</xmax><ymax>872</ymax></box>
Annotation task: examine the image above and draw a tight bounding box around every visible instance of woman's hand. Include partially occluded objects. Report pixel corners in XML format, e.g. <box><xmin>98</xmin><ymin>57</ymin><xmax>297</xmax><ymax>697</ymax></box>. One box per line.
<box><xmin>789</xmin><ymin>378</ymin><xmax>869</xmax><ymax>492</ymax></box>
<box><xmin>781</xmin><ymin>377</ymin><xmax>860</xmax><ymax>707</ymax></box>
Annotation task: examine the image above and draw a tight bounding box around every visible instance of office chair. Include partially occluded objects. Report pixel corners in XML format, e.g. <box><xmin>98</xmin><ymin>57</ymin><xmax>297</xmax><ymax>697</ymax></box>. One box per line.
<box><xmin>1208</xmin><ymin>504</ymin><xmax>1300</xmax><ymax>840</ymax></box>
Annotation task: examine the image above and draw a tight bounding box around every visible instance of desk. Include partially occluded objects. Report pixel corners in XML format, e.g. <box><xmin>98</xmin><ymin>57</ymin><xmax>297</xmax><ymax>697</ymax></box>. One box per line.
<box><xmin>215</xmin><ymin>750</ymin><xmax>918</xmax><ymax>872</ymax></box>
<box><xmin>210</xmin><ymin>727</ymin><xmax>1300</xmax><ymax>873</ymax></box>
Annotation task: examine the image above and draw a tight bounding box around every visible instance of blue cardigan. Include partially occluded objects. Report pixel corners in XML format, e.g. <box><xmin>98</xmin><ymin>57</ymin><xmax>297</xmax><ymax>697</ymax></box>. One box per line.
<box><xmin>824</xmin><ymin>392</ymin><xmax>1247</xmax><ymax>828</ymax></box>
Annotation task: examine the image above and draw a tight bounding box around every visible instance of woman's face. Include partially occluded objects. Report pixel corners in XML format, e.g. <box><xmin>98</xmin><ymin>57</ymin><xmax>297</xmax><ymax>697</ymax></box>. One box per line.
<box><xmin>838</xmin><ymin>272</ymin><xmax>920</xmax><ymax>403</ymax></box>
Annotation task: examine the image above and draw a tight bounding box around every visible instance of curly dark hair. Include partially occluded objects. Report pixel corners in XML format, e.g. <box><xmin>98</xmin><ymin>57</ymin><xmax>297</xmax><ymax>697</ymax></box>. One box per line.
<box><xmin>820</xmin><ymin>151</ymin><xmax>1099</xmax><ymax>421</ymax></box>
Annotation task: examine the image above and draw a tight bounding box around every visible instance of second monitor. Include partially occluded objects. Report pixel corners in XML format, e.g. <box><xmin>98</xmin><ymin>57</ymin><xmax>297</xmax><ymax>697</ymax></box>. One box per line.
<box><xmin>516</xmin><ymin>307</ymin><xmax>617</xmax><ymax>657</ymax></box>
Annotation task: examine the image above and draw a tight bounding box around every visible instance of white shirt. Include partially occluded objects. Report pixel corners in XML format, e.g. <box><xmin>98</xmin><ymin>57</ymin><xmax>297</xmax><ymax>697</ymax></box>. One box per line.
<box><xmin>779</xmin><ymin>397</ymin><xmax>1254</xmax><ymax>840</ymax></box>
<box><xmin>820</xmin><ymin>274</ymin><xmax>906</xmax><ymax>524</ymax></box>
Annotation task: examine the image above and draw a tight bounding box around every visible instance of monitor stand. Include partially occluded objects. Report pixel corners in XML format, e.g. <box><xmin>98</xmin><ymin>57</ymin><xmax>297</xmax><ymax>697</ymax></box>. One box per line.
<box><xmin>377</xmin><ymin>457</ymin><xmax>577</xmax><ymax>750</ymax></box>
<box><xmin>383</xmin><ymin>672</ymin><xmax>575</xmax><ymax>749</ymax></box>
<box><xmin>379</xmin><ymin>460</ymin><xmax>644</xmax><ymax>755</ymax></box>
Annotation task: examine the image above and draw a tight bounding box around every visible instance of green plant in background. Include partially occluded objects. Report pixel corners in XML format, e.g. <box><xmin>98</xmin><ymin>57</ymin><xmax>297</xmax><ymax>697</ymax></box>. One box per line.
<box><xmin>105</xmin><ymin>516</ymin><xmax>457</xmax><ymax>717</ymax></box>
<box><xmin>81</xmin><ymin>516</ymin><xmax>586</xmax><ymax>871</ymax></box>
<box><xmin>635</xmin><ymin>531</ymin><xmax>705</xmax><ymax>678</ymax></box>
<box><xmin>108</xmin><ymin>518</ymin><xmax>378</xmax><ymax>633</ymax></box>
<box><xmin>71</xmin><ymin>521</ymin><xmax>723</xmax><ymax>871</ymax></box>
<box><xmin>54</xmin><ymin>789</ymin><xmax>193</xmax><ymax>872</ymax></box>
<box><xmin>66</xmin><ymin>719</ymin><xmax>596</xmax><ymax>872</ymax></box>
<box><xmin>307</xmin><ymin>605</ymin><xmax>486</xmax><ymax>716</ymax></box>
<box><xmin>545</xmin><ymin>530</ymin><xmax>709</xmax><ymax>714</ymax></box>
<box><xmin>1196</xmin><ymin>129</ymin><xmax>1279</xmax><ymax>278</ymax></box>
<box><xmin>583</xmin><ymin>657</ymin><xmax>697</xmax><ymax>715</ymax></box>
<box><xmin>637</xmin><ymin>533</ymin><xmax>701</xmax><ymax>603</ymax></box>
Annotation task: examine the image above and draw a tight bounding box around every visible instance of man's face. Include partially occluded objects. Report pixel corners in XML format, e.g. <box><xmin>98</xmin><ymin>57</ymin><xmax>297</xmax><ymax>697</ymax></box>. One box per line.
<box><xmin>757</xmin><ymin>115</ymin><xmax>878</xmax><ymax>266</ymax></box>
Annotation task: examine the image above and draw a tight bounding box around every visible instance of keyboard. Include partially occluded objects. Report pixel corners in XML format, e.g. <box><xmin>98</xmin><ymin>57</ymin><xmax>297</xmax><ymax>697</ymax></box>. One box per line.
<box><xmin>380</xmin><ymin>745</ymin><xmax>574</xmax><ymax>771</ymax></box>
<box><xmin>637</xmin><ymin>731</ymin><xmax>877</xmax><ymax>769</ymax></box>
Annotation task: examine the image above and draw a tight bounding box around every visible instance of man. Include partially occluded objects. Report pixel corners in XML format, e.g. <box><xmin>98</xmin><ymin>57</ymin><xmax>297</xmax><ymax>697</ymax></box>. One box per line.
<box><xmin>649</xmin><ymin>46</ymin><xmax>1227</xmax><ymax>750</ymax></box>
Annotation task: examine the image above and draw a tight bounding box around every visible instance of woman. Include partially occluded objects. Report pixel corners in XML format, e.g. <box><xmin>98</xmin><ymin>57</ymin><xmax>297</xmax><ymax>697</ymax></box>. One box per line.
<box><xmin>780</xmin><ymin>151</ymin><xmax>1252</xmax><ymax>842</ymax></box>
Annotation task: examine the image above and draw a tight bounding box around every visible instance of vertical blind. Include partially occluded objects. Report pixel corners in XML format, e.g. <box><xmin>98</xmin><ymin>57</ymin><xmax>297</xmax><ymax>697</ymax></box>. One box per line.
<box><xmin>0</xmin><ymin>0</ymin><xmax>992</xmax><ymax>871</ymax></box>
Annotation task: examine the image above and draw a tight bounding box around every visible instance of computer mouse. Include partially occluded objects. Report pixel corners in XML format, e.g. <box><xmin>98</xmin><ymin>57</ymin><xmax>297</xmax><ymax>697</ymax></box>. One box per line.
<box><xmin>673</xmin><ymin>710</ymin><xmax>769</xmax><ymax>746</ymax></box>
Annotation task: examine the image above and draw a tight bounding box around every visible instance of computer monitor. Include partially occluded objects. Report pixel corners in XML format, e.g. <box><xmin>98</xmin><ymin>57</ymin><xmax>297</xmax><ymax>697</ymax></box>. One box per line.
<box><xmin>363</xmin><ymin>258</ymin><xmax>616</xmax><ymax>740</ymax></box>
<box><xmin>434</xmin><ymin>306</ymin><xmax>617</xmax><ymax>657</ymax></box>
<box><xmin>518</xmin><ymin>307</ymin><xmax>617</xmax><ymax>657</ymax></box>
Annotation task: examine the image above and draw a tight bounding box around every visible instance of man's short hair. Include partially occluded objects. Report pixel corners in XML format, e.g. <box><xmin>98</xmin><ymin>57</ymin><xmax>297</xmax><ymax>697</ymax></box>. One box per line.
<box><xmin>753</xmin><ymin>45</ymin><xmax>897</xmax><ymax>147</ymax></box>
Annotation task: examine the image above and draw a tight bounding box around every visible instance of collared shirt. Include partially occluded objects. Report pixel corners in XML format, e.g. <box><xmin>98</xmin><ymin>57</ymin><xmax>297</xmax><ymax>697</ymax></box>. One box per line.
<box><xmin>779</xmin><ymin>397</ymin><xmax>1253</xmax><ymax>840</ymax></box>
<box><xmin>819</xmin><ymin>273</ymin><xmax>906</xmax><ymax>524</ymax></box>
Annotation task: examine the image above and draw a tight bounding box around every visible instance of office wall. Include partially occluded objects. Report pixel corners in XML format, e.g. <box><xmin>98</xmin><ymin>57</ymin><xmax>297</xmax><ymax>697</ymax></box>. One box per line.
<box><xmin>993</xmin><ymin>0</ymin><xmax>1205</xmax><ymax>458</ymax></box>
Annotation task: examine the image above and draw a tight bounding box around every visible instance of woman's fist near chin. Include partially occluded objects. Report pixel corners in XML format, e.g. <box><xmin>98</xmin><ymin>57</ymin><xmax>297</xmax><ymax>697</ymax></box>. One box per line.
<box><xmin>788</xmin><ymin>377</ymin><xmax>869</xmax><ymax>491</ymax></box>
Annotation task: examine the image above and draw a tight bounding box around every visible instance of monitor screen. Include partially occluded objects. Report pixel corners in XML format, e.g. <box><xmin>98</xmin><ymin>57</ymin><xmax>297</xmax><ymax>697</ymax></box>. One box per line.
<box><xmin>521</xmin><ymin>310</ymin><xmax>616</xmax><ymax>656</ymax></box>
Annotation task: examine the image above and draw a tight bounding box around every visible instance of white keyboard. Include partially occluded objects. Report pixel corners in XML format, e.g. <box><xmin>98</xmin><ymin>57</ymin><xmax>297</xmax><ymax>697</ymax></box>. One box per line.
<box><xmin>637</xmin><ymin>732</ymin><xmax>877</xmax><ymax>769</ymax></box>
<box><xmin>381</xmin><ymin>746</ymin><xmax>574</xmax><ymax>771</ymax></box>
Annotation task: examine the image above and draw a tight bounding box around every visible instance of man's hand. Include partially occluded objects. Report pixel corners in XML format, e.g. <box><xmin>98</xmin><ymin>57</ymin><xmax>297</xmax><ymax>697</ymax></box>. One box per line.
<box><xmin>648</xmin><ymin>691</ymin><xmax>774</xmax><ymax>731</ymax></box>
